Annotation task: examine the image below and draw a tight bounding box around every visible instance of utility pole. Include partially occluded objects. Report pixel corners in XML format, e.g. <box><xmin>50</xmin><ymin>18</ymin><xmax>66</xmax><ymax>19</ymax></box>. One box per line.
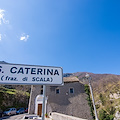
<box><xmin>85</xmin><ymin>73</ymin><xmax>99</xmax><ymax>120</ymax></box>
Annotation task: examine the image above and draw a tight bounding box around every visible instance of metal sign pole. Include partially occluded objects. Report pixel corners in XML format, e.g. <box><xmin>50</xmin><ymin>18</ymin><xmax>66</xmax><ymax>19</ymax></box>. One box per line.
<box><xmin>28</xmin><ymin>85</ymin><xmax>33</xmax><ymax>114</ymax></box>
<box><xmin>42</xmin><ymin>85</ymin><xmax>46</xmax><ymax>120</ymax></box>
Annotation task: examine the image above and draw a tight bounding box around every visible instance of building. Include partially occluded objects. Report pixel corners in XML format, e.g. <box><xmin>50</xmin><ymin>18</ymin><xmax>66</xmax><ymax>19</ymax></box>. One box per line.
<box><xmin>29</xmin><ymin>76</ymin><xmax>92</xmax><ymax>120</ymax></box>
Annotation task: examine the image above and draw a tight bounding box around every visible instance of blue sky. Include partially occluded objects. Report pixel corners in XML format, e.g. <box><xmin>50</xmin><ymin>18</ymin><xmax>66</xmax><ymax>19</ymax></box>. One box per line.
<box><xmin>0</xmin><ymin>0</ymin><xmax>120</xmax><ymax>74</ymax></box>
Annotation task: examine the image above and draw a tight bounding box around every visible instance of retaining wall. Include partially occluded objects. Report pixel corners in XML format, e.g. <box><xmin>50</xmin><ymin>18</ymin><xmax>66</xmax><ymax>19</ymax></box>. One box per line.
<box><xmin>52</xmin><ymin>112</ymin><xmax>88</xmax><ymax>120</ymax></box>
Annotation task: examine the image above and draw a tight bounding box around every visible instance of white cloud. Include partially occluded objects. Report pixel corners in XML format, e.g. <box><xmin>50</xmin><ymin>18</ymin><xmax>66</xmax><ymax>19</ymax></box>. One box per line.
<box><xmin>0</xmin><ymin>9</ymin><xmax>9</xmax><ymax>42</ymax></box>
<box><xmin>20</xmin><ymin>33</ymin><xmax>29</xmax><ymax>41</ymax></box>
<box><xmin>0</xmin><ymin>34</ymin><xmax>6</xmax><ymax>41</ymax></box>
<box><xmin>0</xmin><ymin>9</ymin><xmax>9</xmax><ymax>25</ymax></box>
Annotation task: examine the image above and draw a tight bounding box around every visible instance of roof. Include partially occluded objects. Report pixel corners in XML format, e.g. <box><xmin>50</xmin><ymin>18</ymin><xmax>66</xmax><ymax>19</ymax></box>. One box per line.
<box><xmin>63</xmin><ymin>76</ymin><xmax>79</xmax><ymax>83</ymax></box>
<box><xmin>0</xmin><ymin>61</ymin><xmax>7</xmax><ymax>64</ymax></box>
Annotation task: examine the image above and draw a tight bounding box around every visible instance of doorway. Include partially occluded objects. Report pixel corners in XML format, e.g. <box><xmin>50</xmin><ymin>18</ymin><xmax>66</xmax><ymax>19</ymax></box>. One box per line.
<box><xmin>35</xmin><ymin>95</ymin><xmax>47</xmax><ymax>115</ymax></box>
<box><xmin>37</xmin><ymin>104</ymin><xmax>42</xmax><ymax>117</ymax></box>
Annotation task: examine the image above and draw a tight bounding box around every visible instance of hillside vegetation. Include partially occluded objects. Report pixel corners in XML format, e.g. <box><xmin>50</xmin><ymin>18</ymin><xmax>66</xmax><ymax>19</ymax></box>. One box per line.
<box><xmin>0</xmin><ymin>85</ymin><xmax>30</xmax><ymax>111</ymax></box>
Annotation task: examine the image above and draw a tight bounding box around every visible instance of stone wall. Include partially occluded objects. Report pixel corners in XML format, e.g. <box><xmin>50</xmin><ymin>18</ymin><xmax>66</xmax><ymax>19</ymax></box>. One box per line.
<box><xmin>46</xmin><ymin>82</ymin><xmax>92</xmax><ymax>120</ymax></box>
<box><xmin>28</xmin><ymin>85</ymin><xmax>42</xmax><ymax>114</ymax></box>
<box><xmin>29</xmin><ymin>82</ymin><xmax>93</xmax><ymax>120</ymax></box>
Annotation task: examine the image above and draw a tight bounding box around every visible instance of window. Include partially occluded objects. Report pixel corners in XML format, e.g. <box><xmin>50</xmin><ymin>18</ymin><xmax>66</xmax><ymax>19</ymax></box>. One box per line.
<box><xmin>56</xmin><ymin>89</ymin><xmax>60</xmax><ymax>94</ymax></box>
<box><xmin>41</xmin><ymin>89</ymin><xmax>43</xmax><ymax>94</ymax></box>
<box><xmin>69</xmin><ymin>88</ymin><xmax>74</xmax><ymax>93</ymax></box>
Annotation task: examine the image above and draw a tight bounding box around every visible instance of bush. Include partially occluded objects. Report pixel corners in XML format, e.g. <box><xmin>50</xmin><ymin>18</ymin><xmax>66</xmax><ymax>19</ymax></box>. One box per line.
<box><xmin>109</xmin><ymin>115</ymin><xmax>114</xmax><ymax>120</ymax></box>
<box><xmin>84</xmin><ymin>84</ymin><xmax>95</xmax><ymax>119</ymax></box>
<box><xmin>95</xmin><ymin>104</ymin><xmax>100</xmax><ymax>109</ymax></box>
<box><xmin>84</xmin><ymin>85</ymin><xmax>90</xmax><ymax>95</ymax></box>
<box><xmin>99</xmin><ymin>109</ymin><xmax>107</xmax><ymax>120</ymax></box>
<box><xmin>99</xmin><ymin>93</ymin><xmax>105</xmax><ymax>105</ymax></box>
<box><xmin>99</xmin><ymin>109</ymin><xmax>114</xmax><ymax>120</ymax></box>
<box><xmin>110</xmin><ymin>106</ymin><xmax>116</xmax><ymax>115</ymax></box>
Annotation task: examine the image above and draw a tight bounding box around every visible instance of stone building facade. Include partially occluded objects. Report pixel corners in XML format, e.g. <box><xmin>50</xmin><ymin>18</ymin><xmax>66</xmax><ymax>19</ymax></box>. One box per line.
<box><xmin>29</xmin><ymin>77</ymin><xmax>93</xmax><ymax>120</ymax></box>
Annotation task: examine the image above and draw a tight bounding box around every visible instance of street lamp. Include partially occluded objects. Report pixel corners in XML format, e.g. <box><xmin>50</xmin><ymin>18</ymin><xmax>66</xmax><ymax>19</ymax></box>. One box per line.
<box><xmin>85</xmin><ymin>73</ymin><xmax>99</xmax><ymax>120</ymax></box>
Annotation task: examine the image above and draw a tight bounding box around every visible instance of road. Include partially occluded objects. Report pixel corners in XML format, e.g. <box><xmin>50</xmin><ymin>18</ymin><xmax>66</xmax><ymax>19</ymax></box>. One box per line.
<box><xmin>0</xmin><ymin>114</ymin><xmax>52</xmax><ymax>120</ymax></box>
<box><xmin>0</xmin><ymin>113</ymin><xmax>25</xmax><ymax>120</ymax></box>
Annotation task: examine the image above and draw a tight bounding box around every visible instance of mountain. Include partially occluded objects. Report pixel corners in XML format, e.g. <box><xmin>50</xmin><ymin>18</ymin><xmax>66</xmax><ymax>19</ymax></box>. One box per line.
<box><xmin>71</xmin><ymin>72</ymin><xmax>120</xmax><ymax>94</ymax></box>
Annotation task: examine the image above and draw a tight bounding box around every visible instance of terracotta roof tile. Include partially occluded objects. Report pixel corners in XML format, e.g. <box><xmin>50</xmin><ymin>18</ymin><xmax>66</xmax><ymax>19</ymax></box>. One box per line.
<box><xmin>63</xmin><ymin>77</ymin><xmax>79</xmax><ymax>82</ymax></box>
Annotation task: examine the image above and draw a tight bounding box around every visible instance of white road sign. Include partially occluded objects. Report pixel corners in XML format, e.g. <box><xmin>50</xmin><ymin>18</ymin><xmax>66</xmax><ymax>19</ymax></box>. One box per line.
<box><xmin>0</xmin><ymin>63</ymin><xmax>63</xmax><ymax>85</ymax></box>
